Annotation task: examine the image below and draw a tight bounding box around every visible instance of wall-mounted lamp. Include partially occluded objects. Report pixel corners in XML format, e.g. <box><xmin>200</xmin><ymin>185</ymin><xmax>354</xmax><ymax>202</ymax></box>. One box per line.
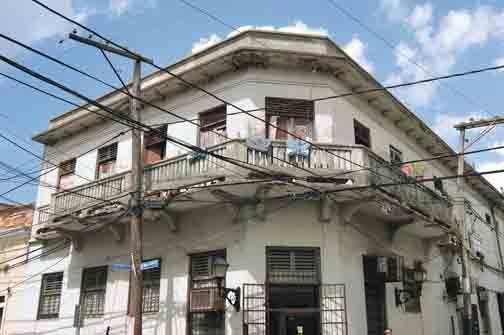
<box><xmin>395</xmin><ymin>262</ymin><xmax>427</xmax><ymax>307</ymax></box>
<box><xmin>212</xmin><ymin>257</ymin><xmax>241</xmax><ymax>312</ymax></box>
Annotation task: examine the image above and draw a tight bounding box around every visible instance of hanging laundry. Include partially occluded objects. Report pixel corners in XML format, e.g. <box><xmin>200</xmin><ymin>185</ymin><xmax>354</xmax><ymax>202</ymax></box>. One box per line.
<box><xmin>287</xmin><ymin>138</ymin><xmax>310</xmax><ymax>158</ymax></box>
<box><xmin>188</xmin><ymin>150</ymin><xmax>207</xmax><ymax>162</ymax></box>
<box><xmin>246</xmin><ymin>136</ymin><xmax>272</xmax><ymax>153</ymax></box>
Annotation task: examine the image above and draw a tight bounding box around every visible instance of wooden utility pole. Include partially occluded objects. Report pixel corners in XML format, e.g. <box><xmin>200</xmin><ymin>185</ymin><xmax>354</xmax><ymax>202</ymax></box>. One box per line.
<box><xmin>456</xmin><ymin>127</ymin><xmax>472</xmax><ymax>335</ymax></box>
<box><xmin>129</xmin><ymin>59</ymin><xmax>144</xmax><ymax>335</ymax></box>
<box><xmin>454</xmin><ymin>116</ymin><xmax>504</xmax><ymax>335</ymax></box>
<box><xmin>68</xmin><ymin>33</ymin><xmax>152</xmax><ymax>335</ymax></box>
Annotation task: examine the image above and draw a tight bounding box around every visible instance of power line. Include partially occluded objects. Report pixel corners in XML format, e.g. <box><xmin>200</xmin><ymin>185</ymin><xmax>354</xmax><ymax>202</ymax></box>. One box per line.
<box><xmin>324</xmin><ymin>0</ymin><xmax>495</xmax><ymax>122</ymax></box>
<box><xmin>0</xmin><ymin>33</ymin><xmax>314</xmax><ymax>179</ymax></box>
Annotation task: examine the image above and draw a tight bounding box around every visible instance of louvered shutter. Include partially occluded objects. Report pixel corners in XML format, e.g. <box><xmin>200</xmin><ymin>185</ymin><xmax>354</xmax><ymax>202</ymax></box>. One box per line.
<box><xmin>97</xmin><ymin>143</ymin><xmax>118</xmax><ymax>163</ymax></box>
<box><xmin>267</xmin><ymin>247</ymin><xmax>320</xmax><ymax>284</ymax></box>
<box><xmin>265</xmin><ymin>97</ymin><xmax>314</xmax><ymax>119</ymax></box>
<box><xmin>59</xmin><ymin>159</ymin><xmax>76</xmax><ymax>176</ymax></box>
<box><xmin>189</xmin><ymin>250</ymin><xmax>226</xmax><ymax>312</ymax></box>
<box><xmin>200</xmin><ymin>106</ymin><xmax>226</xmax><ymax>130</ymax></box>
<box><xmin>144</xmin><ymin>126</ymin><xmax>167</xmax><ymax>147</ymax></box>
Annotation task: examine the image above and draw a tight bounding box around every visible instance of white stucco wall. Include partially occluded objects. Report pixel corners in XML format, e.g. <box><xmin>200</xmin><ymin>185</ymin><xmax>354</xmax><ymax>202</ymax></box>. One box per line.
<box><xmin>25</xmin><ymin>65</ymin><xmax>504</xmax><ymax>335</ymax></box>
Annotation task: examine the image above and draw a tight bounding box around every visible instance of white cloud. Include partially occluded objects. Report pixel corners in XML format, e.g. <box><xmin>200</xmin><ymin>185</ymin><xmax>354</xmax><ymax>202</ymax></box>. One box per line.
<box><xmin>477</xmin><ymin>160</ymin><xmax>504</xmax><ymax>192</ymax></box>
<box><xmin>431</xmin><ymin>112</ymin><xmax>487</xmax><ymax>145</ymax></box>
<box><xmin>342</xmin><ymin>37</ymin><xmax>374</xmax><ymax>73</ymax></box>
<box><xmin>277</xmin><ymin>21</ymin><xmax>328</xmax><ymax>36</ymax></box>
<box><xmin>407</xmin><ymin>3</ymin><xmax>433</xmax><ymax>29</ymax></box>
<box><xmin>0</xmin><ymin>0</ymin><xmax>95</xmax><ymax>59</ymax></box>
<box><xmin>191</xmin><ymin>21</ymin><xmax>329</xmax><ymax>54</ymax></box>
<box><xmin>379</xmin><ymin>0</ymin><xmax>408</xmax><ymax>22</ymax></box>
<box><xmin>191</xmin><ymin>34</ymin><xmax>222</xmax><ymax>54</ymax></box>
<box><xmin>109</xmin><ymin>0</ymin><xmax>131</xmax><ymax>16</ymax></box>
<box><xmin>108</xmin><ymin>0</ymin><xmax>157</xmax><ymax>17</ymax></box>
<box><xmin>495</xmin><ymin>57</ymin><xmax>504</xmax><ymax>72</ymax></box>
<box><xmin>384</xmin><ymin>5</ymin><xmax>504</xmax><ymax>107</ymax></box>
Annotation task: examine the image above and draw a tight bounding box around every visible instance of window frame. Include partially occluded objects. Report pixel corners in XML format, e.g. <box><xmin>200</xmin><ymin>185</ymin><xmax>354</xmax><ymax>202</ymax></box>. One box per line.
<box><xmin>80</xmin><ymin>266</ymin><xmax>108</xmax><ymax>318</ymax></box>
<box><xmin>354</xmin><ymin>119</ymin><xmax>371</xmax><ymax>148</ymax></box>
<box><xmin>57</xmin><ymin>158</ymin><xmax>76</xmax><ymax>189</ymax></box>
<box><xmin>144</xmin><ymin>126</ymin><xmax>167</xmax><ymax>164</ymax></box>
<box><xmin>265</xmin><ymin>246</ymin><xmax>321</xmax><ymax>285</ymax></box>
<box><xmin>37</xmin><ymin>272</ymin><xmax>64</xmax><ymax>320</ymax></box>
<box><xmin>128</xmin><ymin>258</ymin><xmax>162</xmax><ymax>314</ymax></box>
<box><xmin>389</xmin><ymin>145</ymin><xmax>403</xmax><ymax>164</ymax></box>
<box><xmin>187</xmin><ymin>250</ymin><xmax>226</xmax><ymax>335</ymax></box>
<box><xmin>198</xmin><ymin>105</ymin><xmax>227</xmax><ymax>148</ymax></box>
<box><xmin>265</xmin><ymin>97</ymin><xmax>314</xmax><ymax>140</ymax></box>
<box><xmin>96</xmin><ymin>143</ymin><xmax>118</xmax><ymax>179</ymax></box>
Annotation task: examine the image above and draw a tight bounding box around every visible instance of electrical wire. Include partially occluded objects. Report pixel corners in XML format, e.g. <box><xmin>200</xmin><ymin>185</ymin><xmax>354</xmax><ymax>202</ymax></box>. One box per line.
<box><xmin>0</xmin><ymin>33</ymin><xmax>317</xmax><ymax>179</ymax></box>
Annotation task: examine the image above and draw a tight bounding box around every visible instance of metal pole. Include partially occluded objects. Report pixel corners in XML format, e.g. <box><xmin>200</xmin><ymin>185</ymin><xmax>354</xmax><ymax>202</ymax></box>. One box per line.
<box><xmin>130</xmin><ymin>59</ymin><xmax>144</xmax><ymax>335</ymax></box>
<box><xmin>456</xmin><ymin>128</ymin><xmax>472</xmax><ymax>335</ymax></box>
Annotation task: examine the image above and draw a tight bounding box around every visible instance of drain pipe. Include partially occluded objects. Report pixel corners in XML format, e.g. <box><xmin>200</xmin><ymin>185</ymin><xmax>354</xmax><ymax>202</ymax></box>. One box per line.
<box><xmin>490</xmin><ymin>204</ymin><xmax>504</xmax><ymax>270</ymax></box>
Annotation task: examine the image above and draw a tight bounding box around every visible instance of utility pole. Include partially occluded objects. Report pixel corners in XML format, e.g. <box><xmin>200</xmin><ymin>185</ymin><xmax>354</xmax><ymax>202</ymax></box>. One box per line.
<box><xmin>456</xmin><ymin>127</ymin><xmax>472</xmax><ymax>335</ymax></box>
<box><xmin>454</xmin><ymin>115</ymin><xmax>504</xmax><ymax>335</ymax></box>
<box><xmin>68</xmin><ymin>33</ymin><xmax>152</xmax><ymax>335</ymax></box>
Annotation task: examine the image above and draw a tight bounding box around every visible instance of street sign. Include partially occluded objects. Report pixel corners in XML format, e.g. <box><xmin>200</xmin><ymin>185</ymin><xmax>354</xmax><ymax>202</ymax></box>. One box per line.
<box><xmin>111</xmin><ymin>263</ymin><xmax>131</xmax><ymax>270</ymax></box>
<box><xmin>111</xmin><ymin>259</ymin><xmax>160</xmax><ymax>271</ymax></box>
<box><xmin>141</xmin><ymin>259</ymin><xmax>160</xmax><ymax>270</ymax></box>
<box><xmin>144</xmin><ymin>199</ymin><xmax>166</xmax><ymax>209</ymax></box>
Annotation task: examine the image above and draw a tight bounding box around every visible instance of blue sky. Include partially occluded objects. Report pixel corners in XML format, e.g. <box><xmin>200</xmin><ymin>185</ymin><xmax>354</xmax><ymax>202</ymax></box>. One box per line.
<box><xmin>1</xmin><ymin>0</ymin><xmax>504</xmax><ymax>203</ymax></box>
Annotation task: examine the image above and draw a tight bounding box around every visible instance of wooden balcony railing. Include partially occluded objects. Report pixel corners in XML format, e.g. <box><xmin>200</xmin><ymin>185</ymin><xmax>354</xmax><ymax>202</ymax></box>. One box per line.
<box><xmin>45</xmin><ymin>139</ymin><xmax>451</xmax><ymax>224</ymax></box>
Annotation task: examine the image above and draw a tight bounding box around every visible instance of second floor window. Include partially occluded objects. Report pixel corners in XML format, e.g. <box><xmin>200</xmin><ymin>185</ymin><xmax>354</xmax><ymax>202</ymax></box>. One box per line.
<box><xmin>199</xmin><ymin>106</ymin><xmax>227</xmax><ymax>148</ymax></box>
<box><xmin>97</xmin><ymin>143</ymin><xmax>118</xmax><ymax>179</ymax></box>
<box><xmin>38</xmin><ymin>272</ymin><xmax>63</xmax><ymax>319</ymax></box>
<box><xmin>390</xmin><ymin>145</ymin><xmax>403</xmax><ymax>164</ymax></box>
<box><xmin>265</xmin><ymin>97</ymin><xmax>314</xmax><ymax>140</ymax></box>
<box><xmin>354</xmin><ymin>119</ymin><xmax>371</xmax><ymax>148</ymax></box>
<box><xmin>144</xmin><ymin>126</ymin><xmax>166</xmax><ymax>164</ymax></box>
<box><xmin>58</xmin><ymin>159</ymin><xmax>76</xmax><ymax>190</ymax></box>
<box><xmin>81</xmin><ymin>266</ymin><xmax>107</xmax><ymax>317</ymax></box>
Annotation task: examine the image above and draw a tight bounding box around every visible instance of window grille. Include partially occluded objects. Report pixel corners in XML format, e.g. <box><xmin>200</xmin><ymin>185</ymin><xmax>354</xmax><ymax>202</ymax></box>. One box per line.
<box><xmin>354</xmin><ymin>120</ymin><xmax>371</xmax><ymax>148</ymax></box>
<box><xmin>38</xmin><ymin>272</ymin><xmax>63</xmax><ymax>319</ymax></box>
<box><xmin>243</xmin><ymin>284</ymin><xmax>266</xmax><ymax>335</ymax></box>
<box><xmin>266</xmin><ymin>247</ymin><xmax>320</xmax><ymax>284</ymax></box>
<box><xmin>189</xmin><ymin>250</ymin><xmax>226</xmax><ymax>335</ymax></box>
<box><xmin>321</xmin><ymin>284</ymin><xmax>348</xmax><ymax>335</ymax></box>
<box><xmin>81</xmin><ymin>266</ymin><xmax>107</xmax><ymax>317</ymax></box>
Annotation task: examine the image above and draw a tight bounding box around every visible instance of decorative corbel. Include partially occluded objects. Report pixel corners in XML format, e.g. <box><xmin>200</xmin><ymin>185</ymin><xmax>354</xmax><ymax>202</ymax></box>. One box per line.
<box><xmin>160</xmin><ymin>210</ymin><xmax>178</xmax><ymax>232</ymax></box>
<box><xmin>255</xmin><ymin>185</ymin><xmax>272</xmax><ymax>222</ymax></box>
<box><xmin>107</xmin><ymin>224</ymin><xmax>124</xmax><ymax>243</ymax></box>
<box><xmin>386</xmin><ymin>217</ymin><xmax>415</xmax><ymax>242</ymax></box>
<box><xmin>55</xmin><ymin>228</ymin><xmax>83</xmax><ymax>252</ymax></box>
<box><xmin>338</xmin><ymin>197</ymin><xmax>376</xmax><ymax>225</ymax></box>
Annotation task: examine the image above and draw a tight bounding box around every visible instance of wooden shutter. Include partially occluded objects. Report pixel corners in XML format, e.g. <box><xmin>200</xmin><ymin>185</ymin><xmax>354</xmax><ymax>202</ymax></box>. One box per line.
<box><xmin>97</xmin><ymin>143</ymin><xmax>118</xmax><ymax>163</ymax></box>
<box><xmin>267</xmin><ymin>247</ymin><xmax>320</xmax><ymax>284</ymax></box>
<box><xmin>59</xmin><ymin>159</ymin><xmax>76</xmax><ymax>176</ymax></box>
<box><xmin>190</xmin><ymin>250</ymin><xmax>226</xmax><ymax>280</ymax></box>
<box><xmin>200</xmin><ymin>106</ymin><xmax>226</xmax><ymax>130</ymax></box>
<box><xmin>144</xmin><ymin>126</ymin><xmax>167</xmax><ymax>147</ymax></box>
<box><xmin>265</xmin><ymin>97</ymin><xmax>314</xmax><ymax>119</ymax></box>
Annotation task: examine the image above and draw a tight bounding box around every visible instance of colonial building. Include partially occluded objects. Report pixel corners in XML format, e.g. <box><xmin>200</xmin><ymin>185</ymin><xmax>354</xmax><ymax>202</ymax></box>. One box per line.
<box><xmin>0</xmin><ymin>203</ymin><xmax>33</xmax><ymax>334</ymax></box>
<box><xmin>5</xmin><ymin>30</ymin><xmax>504</xmax><ymax>335</ymax></box>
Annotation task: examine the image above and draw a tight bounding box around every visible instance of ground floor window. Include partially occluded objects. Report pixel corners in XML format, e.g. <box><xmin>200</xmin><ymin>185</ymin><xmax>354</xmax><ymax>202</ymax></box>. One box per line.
<box><xmin>188</xmin><ymin>250</ymin><xmax>226</xmax><ymax>335</ymax></box>
<box><xmin>81</xmin><ymin>266</ymin><xmax>107</xmax><ymax>317</ymax></box>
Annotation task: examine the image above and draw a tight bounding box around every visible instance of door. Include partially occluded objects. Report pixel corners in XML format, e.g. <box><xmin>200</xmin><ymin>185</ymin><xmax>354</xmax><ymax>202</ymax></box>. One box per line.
<box><xmin>363</xmin><ymin>256</ymin><xmax>386</xmax><ymax>335</ymax></box>
<box><xmin>269</xmin><ymin>285</ymin><xmax>320</xmax><ymax>335</ymax></box>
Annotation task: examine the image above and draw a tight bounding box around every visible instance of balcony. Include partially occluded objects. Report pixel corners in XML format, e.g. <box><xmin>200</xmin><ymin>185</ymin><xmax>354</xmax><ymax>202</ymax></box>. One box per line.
<box><xmin>37</xmin><ymin>139</ymin><xmax>453</xmax><ymax>237</ymax></box>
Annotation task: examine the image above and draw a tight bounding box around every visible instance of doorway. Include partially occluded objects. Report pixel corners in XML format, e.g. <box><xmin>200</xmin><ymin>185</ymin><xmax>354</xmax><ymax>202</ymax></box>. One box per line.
<box><xmin>269</xmin><ymin>285</ymin><xmax>320</xmax><ymax>335</ymax></box>
<box><xmin>363</xmin><ymin>256</ymin><xmax>386</xmax><ymax>335</ymax></box>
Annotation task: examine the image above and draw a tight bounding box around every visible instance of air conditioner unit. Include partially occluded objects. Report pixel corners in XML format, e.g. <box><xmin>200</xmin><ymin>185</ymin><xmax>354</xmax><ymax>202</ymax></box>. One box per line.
<box><xmin>189</xmin><ymin>287</ymin><xmax>225</xmax><ymax>312</ymax></box>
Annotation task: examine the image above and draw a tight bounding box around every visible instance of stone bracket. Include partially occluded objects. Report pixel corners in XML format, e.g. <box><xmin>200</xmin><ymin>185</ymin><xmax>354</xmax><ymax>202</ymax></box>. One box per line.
<box><xmin>107</xmin><ymin>224</ymin><xmax>124</xmax><ymax>243</ymax></box>
<box><xmin>319</xmin><ymin>195</ymin><xmax>332</xmax><ymax>223</ymax></box>
<box><xmin>386</xmin><ymin>217</ymin><xmax>415</xmax><ymax>242</ymax></box>
<box><xmin>339</xmin><ymin>197</ymin><xmax>376</xmax><ymax>225</ymax></box>
<box><xmin>55</xmin><ymin>228</ymin><xmax>83</xmax><ymax>252</ymax></box>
